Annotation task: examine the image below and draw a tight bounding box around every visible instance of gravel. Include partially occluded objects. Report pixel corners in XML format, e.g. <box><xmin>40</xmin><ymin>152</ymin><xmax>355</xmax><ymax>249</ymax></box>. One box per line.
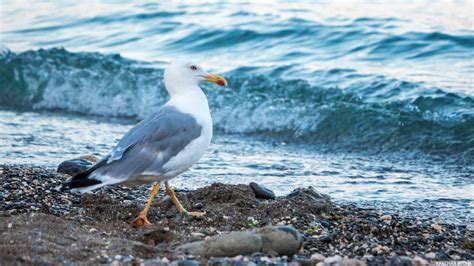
<box><xmin>1</xmin><ymin>165</ymin><xmax>472</xmax><ymax>265</ymax></box>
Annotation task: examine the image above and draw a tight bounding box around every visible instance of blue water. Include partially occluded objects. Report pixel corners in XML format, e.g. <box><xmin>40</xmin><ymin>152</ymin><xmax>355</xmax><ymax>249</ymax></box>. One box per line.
<box><xmin>0</xmin><ymin>1</ymin><xmax>473</xmax><ymax>223</ymax></box>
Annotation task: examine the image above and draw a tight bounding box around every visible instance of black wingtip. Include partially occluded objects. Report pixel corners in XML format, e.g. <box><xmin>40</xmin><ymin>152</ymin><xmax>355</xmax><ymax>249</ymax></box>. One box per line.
<box><xmin>64</xmin><ymin>177</ymin><xmax>102</xmax><ymax>190</ymax></box>
<box><xmin>62</xmin><ymin>164</ymin><xmax>102</xmax><ymax>191</ymax></box>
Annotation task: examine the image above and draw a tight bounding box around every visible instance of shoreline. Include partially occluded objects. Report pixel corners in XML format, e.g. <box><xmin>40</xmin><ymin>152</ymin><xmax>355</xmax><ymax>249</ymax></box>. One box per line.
<box><xmin>1</xmin><ymin>165</ymin><xmax>472</xmax><ymax>265</ymax></box>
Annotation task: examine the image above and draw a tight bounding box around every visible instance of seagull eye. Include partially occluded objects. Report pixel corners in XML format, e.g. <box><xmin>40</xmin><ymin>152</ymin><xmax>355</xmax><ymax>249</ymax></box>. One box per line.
<box><xmin>190</xmin><ymin>65</ymin><xmax>197</xmax><ymax>71</ymax></box>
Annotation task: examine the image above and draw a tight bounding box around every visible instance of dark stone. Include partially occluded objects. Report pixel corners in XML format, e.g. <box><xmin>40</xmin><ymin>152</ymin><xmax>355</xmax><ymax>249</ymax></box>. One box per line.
<box><xmin>464</xmin><ymin>250</ymin><xmax>473</xmax><ymax>260</ymax></box>
<box><xmin>371</xmin><ymin>256</ymin><xmax>387</xmax><ymax>266</ymax></box>
<box><xmin>321</xmin><ymin>234</ymin><xmax>332</xmax><ymax>243</ymax></box>
<box><xmin>177</xmin><ymin>259</ymin><xmax>199</xmax><ymax>266</ymax></box>
<box><xmin>57</xmin><ymin>159</ymin><xmax>94</xmax><ymax>176</ymax></box>
<box><xmin>320</xmin><ymin>219</ymin><xmax>331</xmax><ymax>227</ymax></box>
<box><xmin>389</xmin><ymin>256</ymin><xmax>413</xmax><ymax>266</ymax></box>
<box><xmin>433</xmin><ymin>234</ymin><xmax>445</xmax><ymax>242</ymax></box>
<box><xmin>193</xmin><ymin>202</ymin><xmax>204</xmax><ymax>210</ymax></box>
<box><xmin>286</xmin><ymin>186</ymin><xmax>330</xmax><ymax>201</ymax></box>
<box><xmin>291</xmin><ymin>257</ymin><xmax>313</xmax><ymax>266</ymax></box>
<box><xmin>249</xmin><ymin>182</ymin><xmax>276</xmax><ymax>200</ymax></box>
<box><xmin>436</xmin><ymin>250</ymin><xmax>451</xmax><ymax>260</ymax></box>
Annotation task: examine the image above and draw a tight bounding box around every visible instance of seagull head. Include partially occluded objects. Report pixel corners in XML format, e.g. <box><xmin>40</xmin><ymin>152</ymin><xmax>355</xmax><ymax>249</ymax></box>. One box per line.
<box><xmin>164</xmin><ymin>60</ymin><xmax>227</xmax><ymax>96</ymax></box>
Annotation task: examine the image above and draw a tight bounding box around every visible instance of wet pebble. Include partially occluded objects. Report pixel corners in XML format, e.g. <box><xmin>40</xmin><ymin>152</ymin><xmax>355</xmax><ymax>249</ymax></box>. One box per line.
<box><xmin>249</xmin><ymin>182</ymin><xmax>276</xmax><ymax>200</ymax></box>
<box><xmin>193</xmin><ymin>202</ymin><xmax>203</xmax><ymax>209</ymax></box>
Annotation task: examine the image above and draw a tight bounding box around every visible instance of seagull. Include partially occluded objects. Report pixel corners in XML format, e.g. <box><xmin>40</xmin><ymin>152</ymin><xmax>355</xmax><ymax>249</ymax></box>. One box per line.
<box><xmin>63</xmin><ymin>60</ymin><xmax>227</xmax><ymax>226</ymax></box>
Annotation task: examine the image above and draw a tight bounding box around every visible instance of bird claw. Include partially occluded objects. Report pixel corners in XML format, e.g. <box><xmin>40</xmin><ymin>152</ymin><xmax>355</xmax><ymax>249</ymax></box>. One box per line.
<box><xmin>131</xmin><ymin>215</ymin><xmax>151</xmax><ymax>226</ymax></box>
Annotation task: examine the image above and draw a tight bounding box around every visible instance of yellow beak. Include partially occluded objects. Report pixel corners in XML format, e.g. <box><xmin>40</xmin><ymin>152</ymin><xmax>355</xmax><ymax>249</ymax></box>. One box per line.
<box><xmin>204</xmin><ymin>74</ymin><xmax>227</xmax><ymax>86</ymax></box>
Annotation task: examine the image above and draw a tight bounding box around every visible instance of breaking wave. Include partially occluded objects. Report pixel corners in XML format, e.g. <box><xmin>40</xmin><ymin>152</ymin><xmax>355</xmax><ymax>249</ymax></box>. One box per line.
<box><xmin>0</xmin><ymin>48</ymin><xmax>473</xmax><ymax>159</ymax></box>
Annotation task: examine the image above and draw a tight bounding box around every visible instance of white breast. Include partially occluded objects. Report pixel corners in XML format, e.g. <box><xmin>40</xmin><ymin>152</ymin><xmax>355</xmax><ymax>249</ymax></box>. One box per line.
<box><xmin>161</xmin><ymin>88</ymin><xmax>213</xmax><ymax>179</ymax></box>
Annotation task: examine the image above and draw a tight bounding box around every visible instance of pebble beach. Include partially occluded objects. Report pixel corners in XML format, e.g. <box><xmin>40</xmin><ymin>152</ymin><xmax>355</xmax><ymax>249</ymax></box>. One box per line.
<box><xmin>1</xmin><ymin>165</ymin><xmax>472</xmax><ymax>265</ymax></box>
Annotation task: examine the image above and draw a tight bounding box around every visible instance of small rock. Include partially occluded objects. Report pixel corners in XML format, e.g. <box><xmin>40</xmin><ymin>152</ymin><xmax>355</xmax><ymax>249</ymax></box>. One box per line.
<box><xmin>466</xmin><ymin>224</ymin><xmax>474</xmax><ymax>232</ymax></box>
<box><xmin>193</xmin><ymin>202</ymin><xmax>204</xmax><ymax>209</ymax></box>
<box><xmin>343</xmin><ymin>258</ymin><xmax>364</xmax><ymax>266</ymax></box>
<box><xmin>435</xmin><ymin>251</ymin><xmax>451</xmax><ymax>260</ymax></box>
<box><xmin>413</xmin><ymin>256</ymin><xmax>429</xmax><ymax>266</ymax></box>
<box><xmin>89</xmin><ymin>228</ymin><xmax>97</xmax><ymax>233</ymax></box>
<box><xmin>7</xmin><ymin>223</ymin><xmax>12</xmax><ymax>228</ymax></box>
<box><xmin>320</xmin><ymin>234</ymin><xmax>332</xmax><ymax>243</ymax></box>
<box><xmin>191</xmin><ymin>232</ymin><xmax>206</xmax><ymax>238</ymax></box>
<box><xmin>310</xmin><ymin>253</ymin><xmax>325</xmax><ymax>263</ymax></box>
<box><xmin>431</xmin><ymin>223</ymin><xmax>443</xmax><ymax>232</ymax></box>
<box><xmin>463</xmin><ymin>236</ymin><xmax>474</xmax><ymax>249</ymax></box>
<box><xmin>176</xmin><ymin>259</ymin><xmax>199</xmax><ymax>266</ymax></box>
<box><xmin>425</xmin><ymin>252</ymin><xmax>436</xmax><ymax>259</ymax></box>
<box><xmin>380</xmin><ymin>214</ymin><xmax>392</xmax><ymax>221</ymax></box>
<box><xmin>320</xmin><ymin>220</ymin><xmax>330</xmax><ymax>227</ymax></box>
<box><xmin>121</xmin><ymin>255</ymin><xmax>134</xmax><ymax>263</ymax></box>
<box><xmin>324</xmin><ymin>255</ymin><xmax>342</xmax><ymax>264</ymax></box>
<box><xmin>292</xmin><ymin>257</ymin><xmax>313</xmax><ymax>266</ymax></box>
<box><xmin>249</xmin><ymin>182</ymin><xmax>276</xmax><ymax>200</ymax></box>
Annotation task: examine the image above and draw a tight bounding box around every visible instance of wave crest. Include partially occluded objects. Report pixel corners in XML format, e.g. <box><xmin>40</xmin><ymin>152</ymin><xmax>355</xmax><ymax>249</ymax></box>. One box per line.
<box><xmin>1</xmin><ymin>48</ymin><xmax>472</xmax><ymax>159</ymax></box>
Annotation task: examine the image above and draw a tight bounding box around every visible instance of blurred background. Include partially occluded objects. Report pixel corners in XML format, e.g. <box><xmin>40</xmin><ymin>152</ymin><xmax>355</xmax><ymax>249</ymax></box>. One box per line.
<box><xmin>0</xmin><ymin>1</ymin><xmax>473</xmax><ymax>223</ymax></box>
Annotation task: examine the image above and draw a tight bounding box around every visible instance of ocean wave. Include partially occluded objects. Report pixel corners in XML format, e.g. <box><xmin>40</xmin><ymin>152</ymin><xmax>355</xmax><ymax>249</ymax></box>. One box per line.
<box><xmin>1</xmin><ymin>48</ymin><xmax>473</xmax><ymax>159</ymax></box>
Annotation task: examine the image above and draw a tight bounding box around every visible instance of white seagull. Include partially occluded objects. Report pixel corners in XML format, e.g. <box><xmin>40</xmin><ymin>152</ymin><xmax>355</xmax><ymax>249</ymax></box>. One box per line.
<box><xmin>63</xmin><ymin>60</ymin><xmax>227</xmax><ymax>226</ymax></box>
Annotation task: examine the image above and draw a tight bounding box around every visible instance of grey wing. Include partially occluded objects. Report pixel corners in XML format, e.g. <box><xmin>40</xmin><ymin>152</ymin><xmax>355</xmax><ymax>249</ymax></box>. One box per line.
<box><xmin>92</xmin><ymin>106</ymin><xmax>203</xmax><ymax>181</ymax></box>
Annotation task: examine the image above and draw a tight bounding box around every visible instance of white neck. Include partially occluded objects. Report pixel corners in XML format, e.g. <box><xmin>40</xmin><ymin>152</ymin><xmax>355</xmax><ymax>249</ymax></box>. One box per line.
<box><xmin>166</xmin><ymin>85</ymin><xmax>211</xmax><ymax>122</ymax></box>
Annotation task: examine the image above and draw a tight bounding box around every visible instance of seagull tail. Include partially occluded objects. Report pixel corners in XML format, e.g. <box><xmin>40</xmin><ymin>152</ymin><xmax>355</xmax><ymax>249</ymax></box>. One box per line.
<box><xmin>62</xmin><ymin>158</ymin><xmax>108</xmax><ymax>192</ymax></box>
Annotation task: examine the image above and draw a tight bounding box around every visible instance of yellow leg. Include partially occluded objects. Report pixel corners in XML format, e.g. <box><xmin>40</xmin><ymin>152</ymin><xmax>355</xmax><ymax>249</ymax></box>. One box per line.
<box><xmin>165</xmin><ymin>181</ymin><xmax>205</xmax><ymax>217</ymax></box>
<box><xmin>131</xmin><ymin>182</ymin><xmax>161</xmax><ymax>226</ymax></box>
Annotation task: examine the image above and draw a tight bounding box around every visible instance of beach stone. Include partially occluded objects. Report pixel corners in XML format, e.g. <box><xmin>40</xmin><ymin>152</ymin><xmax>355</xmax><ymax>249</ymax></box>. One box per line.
<box><xmin>463</xmin><ymin>236</ymin><xmax>474</xmax><ymax>249</ymax></box>
<box><xmin>324</xmin><ymin>255</ymin><xmax>342</xmax><ymax>264</ymax></box>
<box><xmin>287</xmin><ymin>186</ymin><xmax>330</xmax><ymax>201</ymax></box>
<box><xmin>173</xmin><ymin>259</ymin><xmax>199</xmax><ymax>266</ymax></box>
<box><xmin>389</xmin><ymin>256</ymin><xmax>413</xmax><ymax>266</ymax></box>
<box><xmin>343</xmin><ymin>258</ymin><xmax>365</xmax><ymax>266</ymax></box>
<box><xmin>431</xmin><ymin>223</ymin><xmax>443</xmax><ymax>232</ymax></box>
<box><xmin>176</xmin><ymin>226</ymin><xmax>301</xmax><ymax>257</ymax></box>
<box><xmin>57</xmin><ymin>156</ymin><xmax>97</xmax><ymax>176</ymax></box>
<box><xmin>177</xmin><ymin>231</ymin><xmax>262</xmax><ymax>257</ymax></box>
<box><xmin>435</xmin><ymin>251</ymin><xmax>450</xmax><ymax>260</ymax></box>
<box><xmin>286</xmin><ymin>187</ymin><xmax>331</xmax><ymax>212</ymax></box>
<box><xmin>320</xmin><ymin>234</ymin><xmax>332</xmax><ymax>243</ymax></box>
<box><xmin>193</xmin><ymin>202</ymin><xmax>204</xmax><ymax>209</ymax></box>
<box><xmin>466</xmin><ymin>224</ymin><xmax>474</xmax><ymax>232</ymax></box>
<box><xmin>310</xmin><ymin>253</ymin><xmax>325</xmax><ymax>263</ymax></box>
<box><xmin>380</xmin><ymin>215</ymin><xmax>392</xmax><ymax>221</ymax></box>
<box><xmin>424</xmin><ymin>252</ymin><xmax>436</xmax><ymax>259</ymax></box>
<box><xmin>320</xmin><ymin>220</ymin><xmax>331</xmax><ymax>227</ymax></box>
<box><xmin>413</xmin><ymin>256</ymin><xmax>429</xmax><ymax>266</ymax></box>
<box><xmin>259</xmin><ymin>226</ymin><xmax>303</xmax><ymax>256</ymax></box>
<box><xmin>249</xmin><ymin>182</ymin><xmax>276</xmax><ymax>200</ymax></box>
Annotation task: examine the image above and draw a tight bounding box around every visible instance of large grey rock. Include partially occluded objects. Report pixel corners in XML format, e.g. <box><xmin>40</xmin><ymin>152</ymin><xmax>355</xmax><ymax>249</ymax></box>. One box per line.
<box><xmin>176</xmin><ymin>226</ymin><xmax>302</xmax><ymax>257</ymax></box>
<box><xmin>260</xmin><ymin>226</ymin><xmax>302</xmax><ymax>255</ymax></box>
<box><xmin>178</xmin><ymin>231</ymin><xmax>262</xmax><ymax>257</ymax></box>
